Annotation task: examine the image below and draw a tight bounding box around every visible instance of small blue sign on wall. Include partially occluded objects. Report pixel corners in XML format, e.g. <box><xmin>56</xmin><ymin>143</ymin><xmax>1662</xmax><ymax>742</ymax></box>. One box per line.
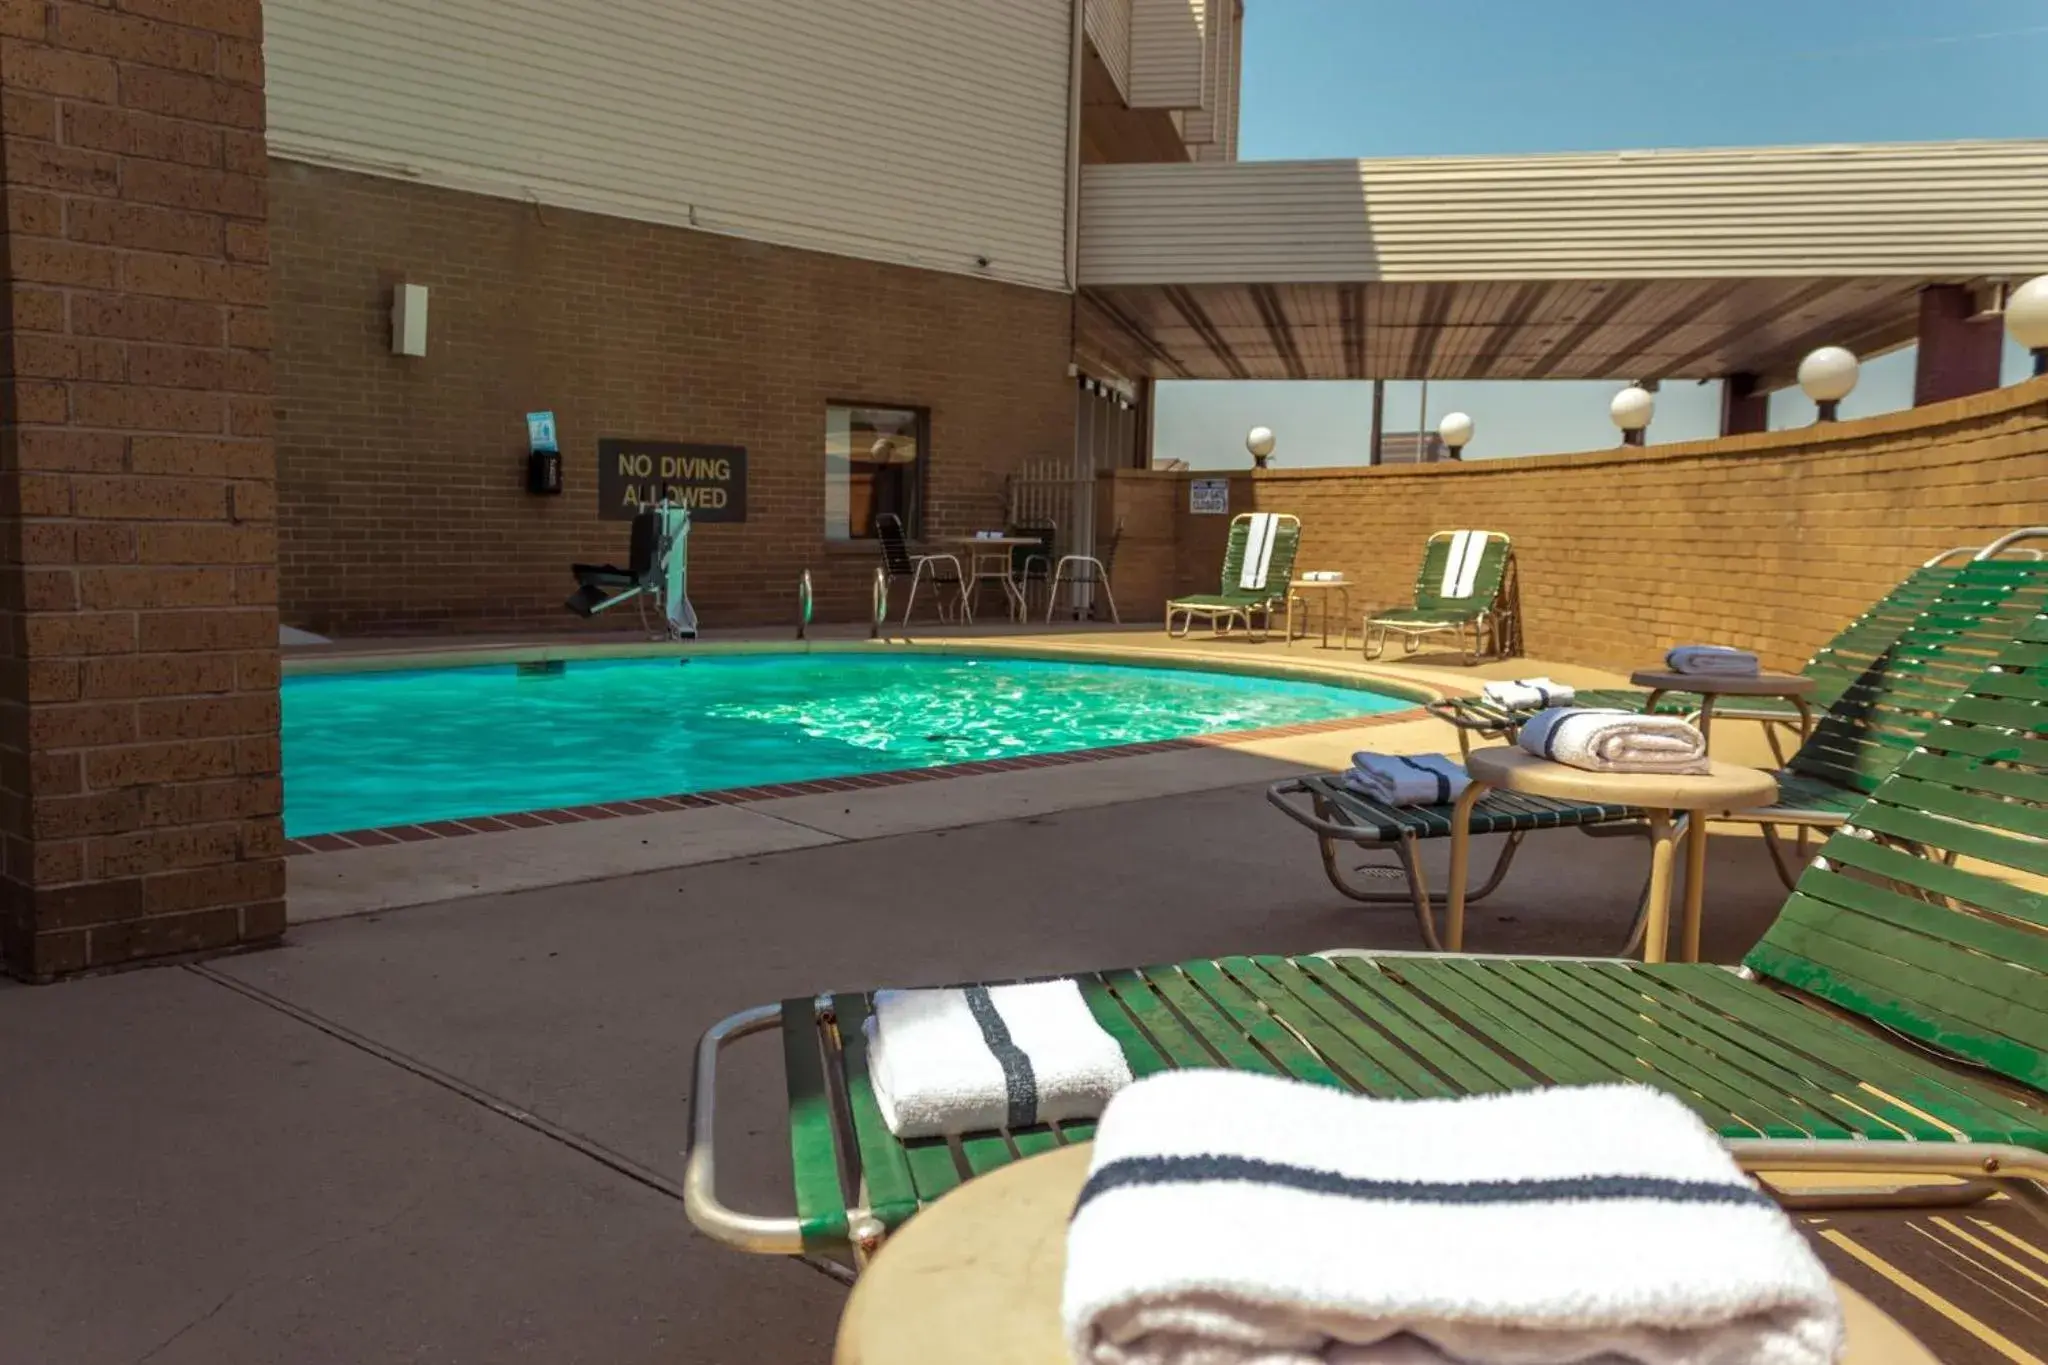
<box><xmin>1189</xmin><ymin>478</ymin><xmax>1229</xmax><ymax>514</ymax></box>
<box><xmin>526</xmin><ymin>411</ymin><xmax>559</xmax><ymax>452</ymax></box>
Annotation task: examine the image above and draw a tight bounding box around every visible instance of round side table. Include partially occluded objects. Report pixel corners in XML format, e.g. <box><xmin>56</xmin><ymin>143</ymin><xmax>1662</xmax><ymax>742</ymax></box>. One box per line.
<box><xmin>833</xmin><ymin>1144</ymin><xmax>1935</xmax><ymax>1365</ymax></box>
<box><xmin>1450</xmin><ymin>749</ymin><xmax>1778</xmax><ymax>962</ymax></box>
<box><xmin>1630</xmin><ymin>670</ymin><xmax>1816</xmax><ymax>746</ymax></box>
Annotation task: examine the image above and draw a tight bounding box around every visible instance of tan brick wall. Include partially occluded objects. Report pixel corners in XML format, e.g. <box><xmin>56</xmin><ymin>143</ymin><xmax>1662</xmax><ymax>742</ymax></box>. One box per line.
<box><xmin>270</xmin><ymin>163</ymin><xmax>1078</xmax><ymax>633</ymax></box>
<box><xmin>0</xmin><ymin>0</ymin><xmax>281</xmax><ymax>980</ymax></box>
<box><xmin>1111</xmin><ymin>378</ymin><xmax>2048</xmax><ymax>671</ymax></box>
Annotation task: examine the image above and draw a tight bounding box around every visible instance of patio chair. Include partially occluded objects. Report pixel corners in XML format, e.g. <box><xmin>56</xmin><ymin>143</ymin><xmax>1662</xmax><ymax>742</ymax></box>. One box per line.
<box><xmin>1165</xmin><ymin>512</ymin><xmax>1301</xmax><ymax>642</ymax></box>
<box><xmin>1425</xmin><ymin>541</ymin><xmax>2002</xmax><ymax>761</ymax></box>
<box><xmin>1007</xmin><ymin>519</ymin><xmax>1057</xmax><ymax>618</ymax></box>
<box><xmin>1364</xmin><ymin>530</ymin><xmax>1516</xmax><ymax>664</ymax></box>
<box><xmin>875</xmin><ymin>512</ymin><xmax>970</xmax><ymax>625</ymax></box>
<box><xmin>1269</xmin><ymin>554</ymin><xmax>2048</xmax><ymax>937</ymax></box>
<box><xmin>684</xmin><ymin>614</ymin><xmax>2048</xmax><ymax>1267</ymax></box>
<box><xmin>1046</xmin><ymin>518</ymin><xmax>1123</xmax><ymax>624</ymax></box>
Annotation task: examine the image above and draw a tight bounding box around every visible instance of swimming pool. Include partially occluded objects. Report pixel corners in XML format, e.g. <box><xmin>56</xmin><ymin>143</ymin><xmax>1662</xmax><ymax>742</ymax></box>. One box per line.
<box><xmin>281</xmin><ymin>652</ymin><xmax>1412</xmax><ymax>837</ymax></box>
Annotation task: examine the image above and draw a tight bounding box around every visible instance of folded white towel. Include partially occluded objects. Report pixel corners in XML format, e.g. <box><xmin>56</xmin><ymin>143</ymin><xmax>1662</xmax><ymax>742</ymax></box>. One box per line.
<box><xmin>1301</xmin><ymin>570</ymin><xmax>1345</xmax><ymax>583</ymax></box>
<box><xmin>1240</xmin><ymin>513</ymin><xmax>1281</xmax><ymax>590</ymax></box>
<box><xmin>1063</xmin><ymin>1071</ymin><xmax>1842</xmax><ymax>1365</ymax></box>
<box><xmin>1666</xmin><ymin>645</ymin><xmax>1760</xmax><ymax>677</ymax></box>
<box><xmin>1438</xmin><ymin>530</ymin><xmax>1486</xmax><ymax>599</ymax></box>
<box><xmin>1518</xmin><ymin>707</ymin><xmax>1709</xmax><ymax>775</ymax></box>
<box><xmin>864</xmin><ymin>980</ymin><xmax>1132</xmax><ymax>1139</ymax></box>
<box><xmin>1342</xmin><ymin>752</ymin><xmax>1471</xmax><ymax>807</ymax></box>
<box><xmin>1480</xmin><ymin>677</ymin><xmax>1576</xmax><ymax>711</ymax></box>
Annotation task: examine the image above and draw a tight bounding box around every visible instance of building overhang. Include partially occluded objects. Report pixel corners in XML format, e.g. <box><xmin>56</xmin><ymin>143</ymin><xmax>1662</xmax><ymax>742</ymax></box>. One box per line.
<box><xmin>1074</xmin><ymin>139</ymin><xmax>2048</xmax><ymax>386</ymax></box>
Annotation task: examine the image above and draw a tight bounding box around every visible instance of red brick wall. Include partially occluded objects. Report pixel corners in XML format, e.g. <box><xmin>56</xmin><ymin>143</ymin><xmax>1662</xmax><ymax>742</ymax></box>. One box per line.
<box><xmin>269</xmin><ymin>163</ymin><xmax>1078</xmax><ymax>634</ymax></box>
<box><xmin>1108</xmin><ymin>377</ymin><xmax>2048</xmax><ymax>671</ymax></box>
<box><xmin>0</xmin><ymin>0</ymin><xmax>282</xmax><ymax>980</ymax></box>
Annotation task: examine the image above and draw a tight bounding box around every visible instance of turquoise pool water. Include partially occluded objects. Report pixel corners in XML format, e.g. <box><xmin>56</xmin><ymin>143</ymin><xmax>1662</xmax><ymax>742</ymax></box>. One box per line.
<box><xmin>281</xmin><ymin>653</ymin><xmax>1408</xmax><ymax>837</ymax></box>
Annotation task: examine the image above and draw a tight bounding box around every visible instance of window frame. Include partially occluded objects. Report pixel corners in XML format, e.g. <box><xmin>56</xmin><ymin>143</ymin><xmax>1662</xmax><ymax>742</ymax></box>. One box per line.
<box><xmin>824</xmin><ymin>400</ymin><xmax>931</xmax><ymax>542</ymax></box>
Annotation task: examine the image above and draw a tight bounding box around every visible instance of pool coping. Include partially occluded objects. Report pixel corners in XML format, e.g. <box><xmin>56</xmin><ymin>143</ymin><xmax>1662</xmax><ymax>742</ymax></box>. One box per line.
<box><xmin>282</xmin><ymin>708</ymin><xmax>1424</xmax><ymax>855</ymax></box>
<box><xmin>282</xmin><ymin>635</ymin><xmax>1453</xmax><ymax>856</ymax></box>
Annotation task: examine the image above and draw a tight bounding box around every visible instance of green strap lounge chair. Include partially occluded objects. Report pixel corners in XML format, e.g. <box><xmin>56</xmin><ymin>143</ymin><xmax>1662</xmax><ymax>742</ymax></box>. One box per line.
<box><xmin>684</xmin><ymin>617</ymin><xmax>2048</xmax><ymax>1268</ymax></box>
<box><xmin>1364</xmin><ymin>530</ymin><xmax>1516</xmax><ymax>664</ymax></box>
<box><xmin>1166</xmin><ymin>512</ymin><xmax>1302</xmax><ymax>643</ymax></box>
<box><xmin>1267</xmin><ymin>557</ymin><xmax>2048</xmax><ymax>932</ymax></box>
<box><xmin>1425</xmin><ymin>541</ymin><xmax>2007</xmax><ymax>760</ymax></box>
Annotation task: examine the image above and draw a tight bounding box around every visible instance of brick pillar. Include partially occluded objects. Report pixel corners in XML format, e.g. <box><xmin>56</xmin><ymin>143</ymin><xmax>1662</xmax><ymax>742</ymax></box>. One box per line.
<box><xmin>1719</xmin><ymin>372</ymin><xmax>1768</xmax><ymax>436</ymax></box>
<box><xmin>0</xmin><ymin>0</ymin><xmax>281</xmax><ymax>980</ymax></box>
<box><xmin>1912</xmin><ymin>284</ymin><xmax>2002</xmax><ymax>407</ymax></box>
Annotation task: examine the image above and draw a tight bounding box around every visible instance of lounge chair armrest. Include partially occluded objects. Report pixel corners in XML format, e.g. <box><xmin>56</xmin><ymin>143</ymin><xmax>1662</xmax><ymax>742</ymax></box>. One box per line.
<box><xmin>684</xmin><ymin>1003</ymin><xmax>807</xmax><ymax>1255</ymax></box>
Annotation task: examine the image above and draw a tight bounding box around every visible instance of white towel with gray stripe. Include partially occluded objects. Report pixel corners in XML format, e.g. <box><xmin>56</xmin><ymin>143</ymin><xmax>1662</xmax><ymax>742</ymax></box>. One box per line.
<box><xmin>1665</xmin><ymin>644</ymin><xmax>1760</xmax><ymax>678</ymax></box>
<box><xmin>1438</xmin><ymin>530</ymin><xmax>1487</xmax><ymax>599</ymax></box>
<box><xmin>1063</xmin><ymin>1071</ymin><xmax>1843</xmax><ymax>1365</ymax></box>
<box><xmin>1479</xmin><ymin>677</ymin><xmax>1575</xmax><ymax>711</ymax></box>
<box><xmin>1343</xmin><ymin>752</ymin><xmax>1471</xmax><ymax>806</ymax></box>
<box><xmin>864</xmin><ymin>981</ymin><xmax>1133</xmax><ymax>1139</ymax></box>
<box><xmin>1240</xmin><ymin>513</ymin><xmax>1281</xmax><ymax>590</ymax></box>
<box><xmin>1518</xmin><ymin>707</ymin><xmax>1710</xmax><ymax>775</ymax></box>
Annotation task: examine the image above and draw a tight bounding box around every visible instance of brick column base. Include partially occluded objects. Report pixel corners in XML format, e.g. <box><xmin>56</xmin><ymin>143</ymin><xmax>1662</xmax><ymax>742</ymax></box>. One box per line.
<box><xmin>0</xmin><ymin>0</ymin><xmax>282</xmax><ymax>979</ymax></box>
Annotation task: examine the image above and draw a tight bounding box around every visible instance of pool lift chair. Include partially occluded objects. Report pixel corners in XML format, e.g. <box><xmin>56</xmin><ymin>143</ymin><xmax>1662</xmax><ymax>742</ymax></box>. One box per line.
<box><xmin>566</xmin><ymin>499</ymin><xmax>698</xmax><ymax>639</ymax></box>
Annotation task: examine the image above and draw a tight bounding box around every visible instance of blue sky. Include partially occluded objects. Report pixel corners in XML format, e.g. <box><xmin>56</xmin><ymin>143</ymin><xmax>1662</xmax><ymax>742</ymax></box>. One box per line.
<box><xmin>1158</xmin><ymin>0</ymin><xmax>2047</xmax><ymax>467</ymax></box>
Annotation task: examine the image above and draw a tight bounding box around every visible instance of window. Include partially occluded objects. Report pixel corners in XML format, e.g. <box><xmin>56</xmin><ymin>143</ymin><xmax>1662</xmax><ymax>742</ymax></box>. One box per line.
<box><xmin>825</xmin><ymin>403</ymin><xmax>927</xmax><ymax>540</ymax></box>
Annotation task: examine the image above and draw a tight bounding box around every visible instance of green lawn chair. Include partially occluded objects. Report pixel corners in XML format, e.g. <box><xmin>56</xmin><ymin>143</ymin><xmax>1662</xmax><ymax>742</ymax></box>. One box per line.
<box><xmin>1270</xmin><ymin>557</ymin><xmax>2048</xmax><ymax>934</ymax></box>
<box><xmin>1426</xmin><ymin>540</ymin><xmax>2010</xmax><ymax>761</ymax></box>
<box><xmin>684</xmin><ymin>613</ymin><xmax>2048</xmax><ymax>1268</ymax></box>
<box><xmin>1365</xmin><ymin>530</ymin><xmax>1516</xmax><ymax>664</ymax></box>
<box><xmin>1165</xmin><ymin>512</ymin><xmax>1301</xmax><ymax>643</ymax></box>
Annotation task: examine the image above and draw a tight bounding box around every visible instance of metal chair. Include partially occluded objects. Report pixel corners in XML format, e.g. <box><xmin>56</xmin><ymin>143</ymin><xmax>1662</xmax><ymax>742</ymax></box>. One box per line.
<box><xmin>1008</xmin><ymin>520</ymin><xmax>1057</xmax><ymax>619</ymax></box>
<box><xmin>875</xmin><ymin>513</ymin><xmax>969</xmax><ymax>624</ymax></box>
<box><xmin>1046</xmin><ymin>518</ymin><xmax>1122</xmax><ymax>624</ymax></box>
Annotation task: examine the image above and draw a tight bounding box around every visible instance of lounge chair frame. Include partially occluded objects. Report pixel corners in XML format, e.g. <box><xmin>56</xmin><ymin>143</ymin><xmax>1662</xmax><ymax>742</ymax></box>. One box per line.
<box><xmin>1364</xmin><ymin>530</ymin><xmax>1517</xmax><ymax>665</ymax></box>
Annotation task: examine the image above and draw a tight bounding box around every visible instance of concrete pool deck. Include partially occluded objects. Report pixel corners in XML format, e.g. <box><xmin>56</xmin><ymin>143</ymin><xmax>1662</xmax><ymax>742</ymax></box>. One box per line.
<box><xmin>281</xmin><ymin>623</ymin><xmax>1712</xmax><ymax>922</ymax></box>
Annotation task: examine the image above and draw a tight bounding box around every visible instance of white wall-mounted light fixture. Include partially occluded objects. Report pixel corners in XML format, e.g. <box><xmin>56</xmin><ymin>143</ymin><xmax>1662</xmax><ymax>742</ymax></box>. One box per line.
<box><xmin>2006</xmin><ymin>275</ymin><xmax>2048</xmax><ymax>377</ymax></box>
<box><xmin>1797</xmin><ymin>346</ymin><xmax>1859</xmax><ymax>422</ymax></box>
<box><xmin>391</xmin><ymin>283</ymin><xmax>429</xmax><ymax>357</ymax></box>
<box><xmin>1246</xmin><ymin>425</ymin><xmax>1276</xmax><ymax>469</ymax></box>
<box><xmin>1437</xmin><ymin>411</ymin><xmax>1474</xmax><ymax>460</ymax></box>
<box><xmin>1609</xmin><ymin>386</ymin><xmax>1654</xmax><ymax>446</ymax></box>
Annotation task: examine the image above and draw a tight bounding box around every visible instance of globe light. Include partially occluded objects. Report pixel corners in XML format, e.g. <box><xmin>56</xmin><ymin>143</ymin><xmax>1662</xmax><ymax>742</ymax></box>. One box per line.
<box><xmin>1437</xmin><ymin>411</ymin><xmax>1474</xmax><ymax>460</ymax></box>
<box><xmin>2006</xmin><ymin>275</ymin><xmax>2048</xmax><ymax>376</ymax></box>
<box><xmin>1246</xmin><ymin>425</ymin><xmax>1276</xmax><ymax>469</ymax></box>
<box><xmin>1609</xmin><ymin>386</ymin><xmax>1655</xmax><ymax>446</ymax></box>
<box><xmin>1797</xmin><ymin>346</ymin><xmax>1860</xmax><ymax>421</ymax></box>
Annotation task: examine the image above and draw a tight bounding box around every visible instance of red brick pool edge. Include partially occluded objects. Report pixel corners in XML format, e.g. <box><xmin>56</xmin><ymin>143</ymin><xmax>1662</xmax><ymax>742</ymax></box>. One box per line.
<box><xmin>283</xmin><ymin>708</ymin><xmax>1421</xmax><ymax>854</ymax></box>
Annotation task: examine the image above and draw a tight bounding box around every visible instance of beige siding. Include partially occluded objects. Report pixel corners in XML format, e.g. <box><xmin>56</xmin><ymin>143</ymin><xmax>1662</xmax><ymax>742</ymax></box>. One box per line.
<box><xmin>1184</xmin><ymin>0</ymin><xmax>1239</xmax><ymax>150</ymax></box>
<box><xmin>1086</xmin><ymin>0</ymin><xmax>1133</xmax><ymax>103</ymax></box>
<box><xmin>1129</xmin><ymin>0</ymin><xmax>1207</xmax><ymax>109</ymax></box>
<box><xmin>1080</xmin><ymin>140</ymin><xmax>2048</xmax><ymax>282</ymax></box>
<box><xmin>265</xmin><ymin>0</ymin><xmax>1076</xmax><ymax>292</ymax></box>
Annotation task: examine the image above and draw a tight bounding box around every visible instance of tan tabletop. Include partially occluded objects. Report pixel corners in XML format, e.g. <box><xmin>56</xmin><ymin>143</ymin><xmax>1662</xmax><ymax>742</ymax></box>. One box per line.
<box><xmin>834</xmin><ymin>1144</ymin><xmax>1934</xmax><ymax>1365</ymax></box>
<box><xmin>1629</xmin><ymin>669</ymin><xmax>1817</xmax><ymax>746</ymax></box>
<box><xmin>1451</xmin><ymin>750</ymin><xmax>1778</xmax><ymax>963</ymax></box>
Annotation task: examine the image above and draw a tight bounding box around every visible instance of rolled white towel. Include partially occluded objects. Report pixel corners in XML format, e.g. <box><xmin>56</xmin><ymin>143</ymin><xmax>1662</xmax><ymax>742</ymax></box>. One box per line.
<box><xmin>1342</xmin><ymin>752</ymin><xmax>1470</xmax><ymax>806</ymax></box>
<box><xmin>1063</xmin><ymin>1071</ymin><xmax>1843</xmax><ymax>1365</ymax></box>
<box><xmin>1479</xmin><ymin>677</ymin><xmax>1576</xmax><ymax>711</ymax></box>
<box><xmin>1666</xmin><ymin>644</ymin><xmax>1760</xmax><ymax>677</ymax></box>
<box><xmin>864</xmin><ymin>980</ymin><xmax>1132</xmax><ymax>1139</ymax></box>
<box><xmin>1518</xmin><ymin>707</ymin><xmax>1709</xmax><ymax>774</ymax></box>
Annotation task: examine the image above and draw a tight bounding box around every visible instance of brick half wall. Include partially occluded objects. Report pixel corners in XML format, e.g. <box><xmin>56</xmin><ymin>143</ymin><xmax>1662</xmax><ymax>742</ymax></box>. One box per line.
<box><xmin>271</xmin><ymin>162</ymin><xmax>1077</xmax><ymax>635</ymax></box>
<box><xmin>1109</xmin><ymin>377</ymin><xmax>2048</xmax><ymax>671</ymax></box>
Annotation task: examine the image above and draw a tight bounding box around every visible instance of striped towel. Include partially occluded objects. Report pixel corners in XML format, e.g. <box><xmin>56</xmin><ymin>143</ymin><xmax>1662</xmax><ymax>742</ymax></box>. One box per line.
<box><xmin>1342</xmin><ymin>752</ymin><xmax>1470</xmax><ymax>806</ymax></box>
<box><xmin>1519</xmin><ymin>707</ymin><xmax>1709</xmax><ymax>775</ymax></box>
<box><xmin>1480</xmin><ymin>677</ymin><xmax>1575</xmax><ymax>711</ymax></box>
<box><xmin>864</xmin><ymin>981</ymin><xmax>1133</xmax><ymax>1139</ymax></box>
<box><xmin>1063</xmin><ymin>1071</ymin><xmax>1843</xmax><ymax>1365</ymax></box>
<box><xmin>1240</xmin><ymin>513</ymin><xmax>1281</xmax><ymax>590</ymax></box>
<box><xmin>1666</xmin><ymin>645</ymin><xmax>1761</xmax><ymax>678</ymax></box>
<box><xmin>1438</xmin><ymin>530</ymin><xmax>1487</xmax><ymax>599</ymax></box>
